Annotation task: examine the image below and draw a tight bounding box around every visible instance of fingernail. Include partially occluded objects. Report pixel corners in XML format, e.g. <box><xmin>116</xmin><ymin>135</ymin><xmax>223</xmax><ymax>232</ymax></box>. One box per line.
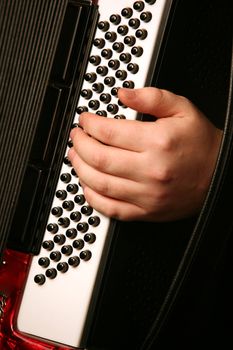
<box><xmin>118</xmin><ymin>88</ymin><xmax>137</xmax><ymax>99</ymax></box>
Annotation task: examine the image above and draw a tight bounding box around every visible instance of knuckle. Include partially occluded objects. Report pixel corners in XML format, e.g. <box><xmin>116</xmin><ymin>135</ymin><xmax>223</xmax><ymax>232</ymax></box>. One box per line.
<box><xmin>91</xmin><ymin>151</ymin><xmax>108</xmax><ymax>170</ymax></box>
<box><xmin>154</xmin><ymin>132</ymin><xmax>173</xmax><ymax>152</ymax></box>
<box><xmin>101</xmin><ymin>124</ymin><xmax>115</xmax><ymax>144</ymax></box>
<box><xmin>95</xmin><ymin>178</ymin><xmax>110</xmax><ymax>196</ymax></box>
<box><xmin>148</xmin><ymin>164</ymin><xmax>173</xmax><ymax>183</ymax></box>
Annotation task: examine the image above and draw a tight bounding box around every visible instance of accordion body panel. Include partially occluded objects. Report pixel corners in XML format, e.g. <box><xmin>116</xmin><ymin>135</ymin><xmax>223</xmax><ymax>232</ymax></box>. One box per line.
<box><xmin>0</xmin><ymin>0</ymin><xmax>233</xmax><ymax>349</ymax></box>
<box><xmin>0</xmin><ymin>0</ymin><xmax>98</xmax><ymax>256</ymax></box>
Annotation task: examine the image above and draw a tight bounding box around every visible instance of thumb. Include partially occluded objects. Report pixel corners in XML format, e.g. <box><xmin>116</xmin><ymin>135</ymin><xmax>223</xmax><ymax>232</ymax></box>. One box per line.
<box><xmin>118</xmin><ymin>87</ymin><xmax>189</xmax><ymax>119</ymax></box>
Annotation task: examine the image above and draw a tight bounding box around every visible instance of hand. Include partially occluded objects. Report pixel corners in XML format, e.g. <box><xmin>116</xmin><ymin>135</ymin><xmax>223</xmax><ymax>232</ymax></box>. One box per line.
<box><xmin>68</xmin><ymin>87</ymin><xmax>222</xmax><ymax>222</ymax></box>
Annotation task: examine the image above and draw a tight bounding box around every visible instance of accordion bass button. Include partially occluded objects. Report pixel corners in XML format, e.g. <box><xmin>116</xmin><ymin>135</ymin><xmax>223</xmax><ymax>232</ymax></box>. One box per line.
<box><xmin>42</xmin><ymin>240</ymin><xmax>54</xmax><ymax>251</ymax></box>
<box><xmin>109</xmin><ymin>14</ymin><xmax>121</xmax><ymax>25</ymax></box>
<box><xmin>51</xmin><ymin>206</ymin><xmax>63</xmax><ymax>217</ymax></box>
<box><xmin>53</xmin><ymin>234</ymin><xmax>66</xmax><ymax>245</ymax></box>
<box><xmin>57</xmin><ymin>262</ymin><xmax>69</xmax><ymax>273</ymax></box>
<box><xmin>145</xmin><ymin>0</ymin><xmax>156</xmax><ymax>4</ymax></box>
<box><xmin>50</xmin><ymin>251</ymin><xmax>62</xmax><ymax>262</ymax></box>
<box><xmin>74</xmin><ymin>194</ymin><xmax>85</xmax><ymax>205</ymax></box>
<box><xmin>38</xmin><ymin>257</ymin><xmax>50</xmax><ymax>268</ymax></box>
<box><xmin>58</xmin><ymin>217</ymin><xmax>70</xmax><ymax>228</ymax></box>
<box><xmin>34</xmin><ymin>274</ymin><xmax>46</xmax><ymax>285</ymax></box>
<box><xmin>121</xmin><ymin>7</ymin><xmax>133</xmax><ymax>18</ymax></box>
<box><xmin>128</xmin><ymin>18</ymin><xmax>140</xmax><ymax>29</ymax></box>
<box><xmin>112</xmin><ymin>42</ymin><xmax>124</xmax><ymax>53</ymax></box>
<box><xmin>133</xmin><ymin>1</ymin><xmax>145</xmax><ymax>12</ymax></box>
<box><xmin>73</xmin><ymin>239</ymin><xmax>84</xmax><ymax>250</ymax></box>
<box><xmin>47</xmin><ymin>223</ymin><xmax>59</xmax><ymax>233</ymax></box>
<box><xmin>61</xmin><ymin>245</ymin><xmax>73</xmax><ymax>256</ymax></box>
<box><xmin>140</xmin><ymin>11</ymin><xmax>152</xmax><ymax>23</ymax></box>
<box><xmin>66</xmin><ymin>183</ymin><xmax>79</xmax><ymax>194</ymax></box>
<box><xmin>97</xmin><ymin>20</ymin><xmax>110</xmax><ymax>32</ymax></box>
<box><xmin>80</xmin><ymin>250</ymin><xmax>92</xmax><ymax>261</ymax></box>
<box><xmin>88</xmin><ymin>216</ymin><xmax>100</xmax><ymax>227</ymax></box>
<box><xmin>77</xmin><ymin>222</ymin><xmax>89</xmax><ymax>233</ymax></box>
<box><xmin>68</xmin><ymin>256</ymin><xmax>80</xmax><ymax>267</ymax></box>
<box><xmin>66</xmin><ymin>228</ymin><xmax>77</xmax><ymax>239</ymax></box>
<box><xmin>84</xmin><ymin>233</ymin><xmax>96</xmax><ymax>244</ymax></box>
<box><xmin>70</xmin><ymin>211</ymin><xmax>82</xmax><ymax>222</ymax></box>
<box><xmin>45</xmin><ymin>268</ymin><xmax>57</xmax><ymax>279</ymax></box>
<box><xmin>92</xmin><ymin>82</ymin><xmax>104</xmax><ymax>93</ymax></box>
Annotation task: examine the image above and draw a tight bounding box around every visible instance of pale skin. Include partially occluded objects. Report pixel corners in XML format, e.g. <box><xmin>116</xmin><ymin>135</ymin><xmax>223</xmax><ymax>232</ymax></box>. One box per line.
<box><xmin>68</xmin><ymin>87</ymin><xmax>223</xmax><ymax>222</ymax></box>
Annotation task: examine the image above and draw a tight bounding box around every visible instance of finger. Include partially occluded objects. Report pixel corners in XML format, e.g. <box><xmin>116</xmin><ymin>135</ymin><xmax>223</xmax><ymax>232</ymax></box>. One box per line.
<box><xmin>68</xmin><ymin>147</ymin><xmax>145</xmax><ymax>204</ymax></box>
<box><xmin>70</xmin><ymin>127</ymin><xmax>143</xmax><ymax>180</ymax></box>
<box><xmin>74</xmin><ymin>112</ymin><xmax>150</xmax><ymax>151</ymax></box>
<box><xmin>81</xmin><ymin>184</ymin><xmax>146</xmax><ymax>221</ymax></box>
<box><xmin>118</xmin><ymin>87</ymin><xmax>190</xmax><ymax>118</ymax></box>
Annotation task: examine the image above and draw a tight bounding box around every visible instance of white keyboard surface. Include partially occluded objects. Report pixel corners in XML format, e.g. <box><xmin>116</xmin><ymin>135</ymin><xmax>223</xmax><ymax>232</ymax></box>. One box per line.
<box><xmin>17</xmin><ymin>0</ymin><xmax>173</xmax><ymax>347</ymax></box>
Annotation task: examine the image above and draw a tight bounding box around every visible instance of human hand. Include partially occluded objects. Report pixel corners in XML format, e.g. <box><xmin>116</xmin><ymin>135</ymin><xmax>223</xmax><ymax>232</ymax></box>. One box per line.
<box><xmin>68</xmin><ymin>87</ymin><xmax>222</xmax><ymax>222</ymax></box>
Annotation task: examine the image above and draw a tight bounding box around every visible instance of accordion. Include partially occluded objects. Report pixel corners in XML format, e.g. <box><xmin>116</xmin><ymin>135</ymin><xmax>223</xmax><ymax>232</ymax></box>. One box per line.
<box><xmin>0</xmin><ymin>0</ymin><xmax>233</xmax><ymax>349</ymax></box>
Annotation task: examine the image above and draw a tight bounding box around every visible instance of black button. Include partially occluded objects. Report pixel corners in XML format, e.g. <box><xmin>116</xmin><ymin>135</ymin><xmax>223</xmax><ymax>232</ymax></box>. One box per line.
<box><xmin>105</xmin><ymin>31</ymin><xmax>117</xmax><ymax>42</ymax></box>
<box><xmin>119</xmin><ymin>53</ymin><xmax>132</xmax><ymax>63</ymax></box>
<box><xmin>73</xmin><ymin>239</ymin><xmax>85</xmax><ymax>250</ymax></box>
<box><xmin>84</xmin><ymin>233</ymin><xmax>96</xmax><ymax>244</ymax></box>
<box><xmin>108</xmin><ymin>59</ymin><xmax>120</xmax><ymax>70</ymax></box>
<box><xmin>34</xmin><ymin>274</ymin><xmax>46</xmax><ymax>285</ymax></box>
<box><xmin>51</xmin><ymin>206</ymin><xmax>63</xmax><ymax>217</ymax></box>
<box><xmin>60</xmin><ymin>173</ymin><xmax>72</xmax><ymax>183</ymax></box>
<box><xmin>96</xmin><ymin>65</ymin><xmax>109</xmax><ymax>76</ymax></box>
<box><xmin>81</xmin><ymin>89</ymin><xmax>93</xmax><ymax>99</ymax></box>
<box><xmin>140</xmin><ymin>11</ymin><xmax>152</xmax><ymax>22</ymax></box>
<box><xmin>68</xmin><ymin>256</ymin><xmax>80</xmax><ymax>267</ymax></box>
<box><xmin>57</xmin><ymin>262</ymin><xmax>69</xmax><ymax>273</ymax></box>
<box><xmin>42</xmin><ymin>240</ymin><xmax>55</xmax><ymax>250</ymax></box>
<box><xmin>56</xmin><ymin>190</ymin><xmax>67</xmax><ymax>200</ymax></box>
<box><xmin>77</xmin><ymin>222</ymin><xmax>89</xmax><ymax>233</ymax></box>
<box><xmin>88</xmin><ymin>216</ymin><xmax>100</xmax><ymax>227</ymax></box>
<box><xmin>124</xmin><ymin>36</ymin><xmax>136</xmax><ymax>47</ymax></box>
<box><xmin>110</xmin><ymin>14</ymin><xmax>121</xmax><ymax>25</ymax></box>
<box><xmin>107</xmin><ymin>104</ymin><xmax>119</xmax><ymax>114</ymax></box>
<box><xmin>74</xmin><ymin>194</ymin><xmax>85</xmax><ymax>205</ymax></box>
<box><xmin>135</xmin><ymin>29</ymin><xmax>148</xmax><ymax>40</ymax></box>
<box><xmin>62</xmin><ymin>200</ymin><xmax>74</xmax><ymax>211</ymax></box>
<box><xmin>128</xmin><ymin>18</ymin><xmax>140</xmax><ymax>29</ymax></box>
<box><xmin>80</xmin><ymin>250</ymin><xmax>92</xmax><ymax>261</ymax></box>
<box><xmin>76</xmin><ymin>106</ymin><xmax>88</xmax><ymax>114</ymax></box>
<box><xmin>50</xmin><ymin>251</ymin><xmax>62</xmax><ymax>262</ymax></box>
<box><xmin>93</xmin><ymin>38</ymin><xmax>105</xmax><ymax>49</ymax></box>
<box><xmin>92</xmin><ymin>82</ymin><xmax>104</xmax><ymax>93</ymax></box>
<box><xmin>133</xmin><ymin>1</ymin><xmax>145</xmax><ymax>11</ymax></box>
<box><xmin>121</xmin><ymin>7</ymin><xmax>133</xmax><ymax>18</ymax></box>
<box><xmin>89</xmin><ymin>55</ymin><xmax>101</xmax><ymax>66</ymax></box>
<box><xmin>131</xmin><ymin>46</ymin><xmax>143</xmax><ymax>57</ymax></box>
<box><xmin>38</xmin><ymin>257</ymin><xmax>50</xmax><ymax>267</ymax></box>
<box><xmin>123</xmin><ymin>80</ymin><xmax>135</xmax><ymax>88</ymax></box>
<box><xmin>58</xmin><ymin>217</ymin><xmax>70</xmax><ymax>228</ymax></box>
<box><xmin>117</xmin><ymin>25</ymin><xmax>129</xmax><ymax>36</ymax></box>
<box><xmin>127</xmin><ymin>63</ymin><xmax>139</xmax><ymax>74</ymax></box>
<box><xmin>53</xmin><ymin>234</ymin><xmax>66</xmax><ymax>245</ymax></box>
<box><xmin>66</xmin><ymin>228</ymin><xmax>78</xmax><ymax>239</ymax></box>
<box><xmin>66</xmin><ymin>183</ymin><xmax>79</xmax><ymax>194</ymax></box>
<box><xmin>112</xmin><ymin>42</ymin><xmax>124</xmax><ymax>53</ymax></box>
<box><xmin>47</xmin><ymin>223</ymin><xmax>59</xmax><ymax>233</ymax></box>
<box><xmin>101</xmin><ymin>49</ymin><xmax>113</xmax><ymax>59</ymax></box>
<box><xmin>88</xmin><ymin>99</ymin><xmax>100</xmax><ymax>110</ymax></box>
<box><xmin>45</xmin><ymin>268</ymin><xmax>57</xmax><ymax>279</ymax></box>
<box><xmin>84</xmin><ymin>72</ymin><xmax>97</xmax><ymax>83</ymax></box>
<box><xmin>98</xmin><ymin>21</ymin><xmax>110</xmax><ymax>32</ymax></box>
<box><xmin>100</xmin><ymin>93</ymin><xmax>111</xmax><ymax>104</ymax></box>
<box><xmin>61</xmin><ymin>245</ymin><xmax>73</xmax><ymax>256</ymax></box>
<box><xmin>104</xmin><ymin>76</ymin><xmax>116</xmax><ymax>87</ymax></box>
